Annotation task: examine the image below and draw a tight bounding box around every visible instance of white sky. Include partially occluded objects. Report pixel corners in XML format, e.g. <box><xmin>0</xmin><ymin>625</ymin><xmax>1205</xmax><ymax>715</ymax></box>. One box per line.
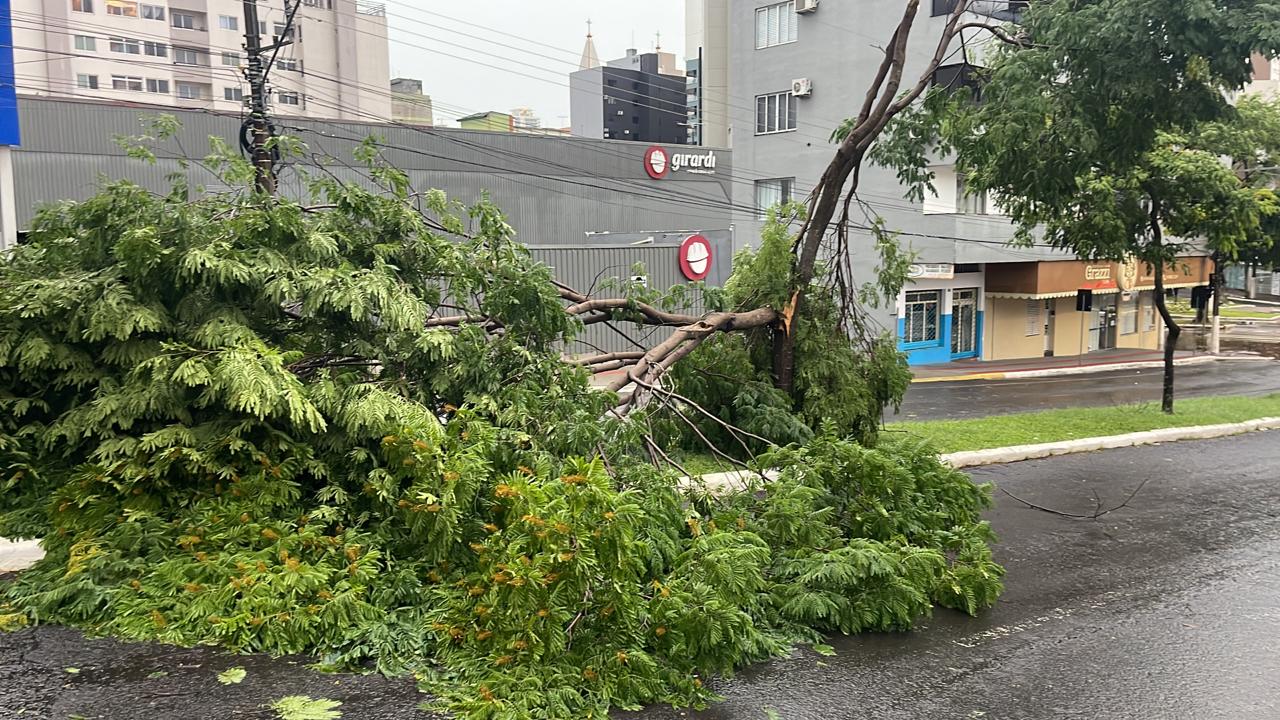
<box><xmin>385</xmin><ymin>0</ymin><xmax>686</xmax><ymax>128</ymax></box>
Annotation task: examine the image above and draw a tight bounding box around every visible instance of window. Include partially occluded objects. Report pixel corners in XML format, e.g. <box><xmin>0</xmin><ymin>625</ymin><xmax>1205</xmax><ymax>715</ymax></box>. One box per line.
<box><xmin>111</xmin><ymin>75</ymin><xmax>143</xmax><ymax>91</ymax></box>
<box><xmin>143</xmin><ymin>41</ymin><xmax>167</xmax><ymax>57</ymax></box>
<box><xmin>1143</xmin><ymin>295</ymin><xmax>1156</xmax><ymax>330</ymax></box>
<box><xmin>755</xmin><ymin>91</ymin><xmax>796</xmax><ymax>134</ymax></box>
<box><xmin>278</xmin><ymin>57</ymin><xmax>300</xmax><ymax>72</ymax></box>
<box><xmin>74</xmin><ymin>35</ymin><xmax>96</xmax><ymax>51</ymax></box>
<box><xmin>175</xmin><ymin>82</ymin><xmax>206</xmax><ymax>99</ymax></box>
<box><xmin>221</xmin><ymin>52</ymin><xmax>241</xmax><ymax>66</ymax></box>
<box><xmin>1120</xmin><ymin>294</ymin><xmax>1139</xmax><ymax>334</ymax></box>
<box><xmin>145</xmin><ymin>78</ymin><xmax>169</xmax><ymax>94</ymax></box>
<box><xmin>76</xmin><ymin>73</ymin><xmax>98</xmax><ymax>89</ymax></box>
<box><xmin>273</xmin><ymin>23</ymin><xmax>297</xmax><ymax>39</ymax></box>
<box><xmin>172</xmin><ymin>11</ymin><xmax>197</xmax><ymax>29</ymax></box>
<box><xmin>276</xmin><ymin>90</ymin><xmax>300</xmax><ymax>105</ymax></box>
<box><xmin>72</xmin><ymin>0</ymin><xmax>94</xmax><ymax>12</ymax></box>
<box><xmin>932</xmin><ymin>0</ymin><xmax>958</xmax><ymax>16</ymax></box>
<box><xmin>904</xmin><ymin>291</ymin><xmax>941</xmax><ymax>345</ymax></box>
<box><xmin>224</xmin><ymin>86</ymin><xmax>244</xmax><ymax>101</ymax></box>
<box><xmin>109</xmin><ymin>37</ymin><xmax>141</xmax><ymax>55</ymax></box>
<box><xmin>956</xmin><ymin>173</ymin><xmax>987</xmax><ymax>214</ymax></box>
<box><xmin>218</xmin><ymin>15</ymin><xmax>238</xmax><ymax>31</ymax></box>
<box><xmin>302</xmin><ymin>0</ymin><xmax>332</xmax><ymax>8</ymax></box>
<box><xmin>755</xmin><ymin>1</ymin><xmax>798</xmax><ymax>49</ymax></box>
<box><xmin>754</xmin><ymin>178</ymin><xmax>793</xmax><ymax>219</ymax></box>
<box><xmin>106</xmin><ymin>0</ymin><xmax>138</xmax><ymax>16</ymax></box>
<box><xmin>173</xmin><ymin>47</ymin><xmax>203</xmax><ymax>65</ymax></box>
<box><xmin>1025</xmin><ymin>300</ymin><xmax>1041</xmax><ymax>336</ymax></box>
<box><xmin>140</xmin><ymin>3</ymin><xmax>164</xmax><ymax>20</ymax></box>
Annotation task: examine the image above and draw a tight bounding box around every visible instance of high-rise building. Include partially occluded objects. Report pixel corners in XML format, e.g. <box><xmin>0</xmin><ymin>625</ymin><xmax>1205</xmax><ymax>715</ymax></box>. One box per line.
<box><xmin>391</xmin><ymin>77</ymin><xmax>433</xmax><ymax>126</ymax></box>
<box><xmin>699</xmin><ymin>0</ymin><xmax>1202</xmax><ymax>365</ymax></box>
<box><xmin>684</xmin><ymin>0</ymin><xmax>728</xmax><ymax>147</ymax></box>
<box><xmin>11</xmin><ymin>0</ymin><xmax>391</xmax><ymax>121</ymax></box>
<box><xmin>510</xmin><ymin>106</ymin><xmax>541</xmax><ymax>130</ymax></box>
<box><xmin>570</xmin><ymin>45</ymin><xmax>688</xmax><ymax>145</ymax></box>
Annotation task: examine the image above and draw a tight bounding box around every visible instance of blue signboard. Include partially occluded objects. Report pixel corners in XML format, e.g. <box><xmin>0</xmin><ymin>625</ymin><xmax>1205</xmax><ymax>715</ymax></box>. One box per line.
<box><xmin>0</xmin><ymin>0</ymin><xmax>20</xmax><ymax>146</ymax></box>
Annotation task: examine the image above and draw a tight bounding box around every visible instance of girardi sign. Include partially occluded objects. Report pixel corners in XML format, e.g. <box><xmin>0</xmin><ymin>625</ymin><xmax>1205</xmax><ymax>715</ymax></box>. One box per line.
<box><xmin>644</xmin><ymin>146</ymin><xmax>718</xmax><ymax>179</ymax></box>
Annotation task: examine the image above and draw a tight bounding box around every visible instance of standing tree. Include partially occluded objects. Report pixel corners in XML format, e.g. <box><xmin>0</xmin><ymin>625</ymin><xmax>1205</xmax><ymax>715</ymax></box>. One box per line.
<box><xmin>875</xmin><ymin>0</ymin><xmax>1280</xmax><ymax>413</ymax></box>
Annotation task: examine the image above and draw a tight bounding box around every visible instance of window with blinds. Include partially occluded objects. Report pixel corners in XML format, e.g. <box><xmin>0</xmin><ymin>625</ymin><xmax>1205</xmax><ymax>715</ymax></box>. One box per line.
<box><xmin>755</xmin><ymin>91</ymin><xmax>797</xmax><ymax>134</ymax></box>
<box><xmin>755</xmin><ymin>2</ymin><xmax>798</xmax><ymax>49</ymax></box>
<box><xmin>754</xmin><ymin>178</ymin><xmax>794</xmax><ymax>219</ymax></box>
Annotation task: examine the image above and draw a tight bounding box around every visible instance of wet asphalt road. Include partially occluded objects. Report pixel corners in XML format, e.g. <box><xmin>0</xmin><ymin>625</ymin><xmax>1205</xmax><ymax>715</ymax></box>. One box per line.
<box><xmin>894</xmin><ymin>358</ymin><xmax>1280</xmax><ymax>421</ymax></box>
<box><xmin>4</xmin><ymin>432</ymin><xmax>1280</xmax><ymax>719</ymax></box>
<box><xmin>630</xmin><ymin>430</ymin><xmax>1280</xmax><ymax>720</ymax></box>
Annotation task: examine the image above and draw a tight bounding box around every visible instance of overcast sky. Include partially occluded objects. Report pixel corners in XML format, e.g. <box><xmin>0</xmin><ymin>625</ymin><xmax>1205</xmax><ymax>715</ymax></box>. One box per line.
<box><xmin>385</xmin><ymin>0</ymin><xmax>685</xmax><ymax>128</ymax></box>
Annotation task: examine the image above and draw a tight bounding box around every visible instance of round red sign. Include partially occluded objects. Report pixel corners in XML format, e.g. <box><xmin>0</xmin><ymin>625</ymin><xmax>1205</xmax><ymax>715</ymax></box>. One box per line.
<box><xmin>644</xmin><ymin>146</ymin><xmax>670</xmax><ymax>179</ymax></box>
<box><xmin>678</xmin><ymin>234</ymin><xmax>713</xmax><ymax>281</ymax></box>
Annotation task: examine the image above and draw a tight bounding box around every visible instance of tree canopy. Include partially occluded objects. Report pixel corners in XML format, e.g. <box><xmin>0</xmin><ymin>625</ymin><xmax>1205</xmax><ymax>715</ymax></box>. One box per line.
<box><xmin>0</xmin><ymin>132</ymin><xmax>1002</xmax><ymax>719</ymax></box>
<box><xmin>874</xmin><ymin>0</ymin><xmax>1280</xmax><ymax>411</ymax></box>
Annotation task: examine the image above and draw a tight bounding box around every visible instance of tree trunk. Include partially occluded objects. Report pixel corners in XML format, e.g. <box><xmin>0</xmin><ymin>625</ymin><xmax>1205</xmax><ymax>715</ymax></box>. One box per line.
<box><xmin>1149</xmin><ymin>210</ymin><xmax>1178</xmax><ymax>414</ymax></box>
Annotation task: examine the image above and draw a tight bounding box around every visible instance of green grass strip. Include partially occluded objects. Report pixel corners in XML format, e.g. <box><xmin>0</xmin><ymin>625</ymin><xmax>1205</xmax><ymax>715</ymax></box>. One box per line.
<box><xmin>886</xmin><ymin>393</ymin><xmax>1280</xmax><ymax>454</ymax></box>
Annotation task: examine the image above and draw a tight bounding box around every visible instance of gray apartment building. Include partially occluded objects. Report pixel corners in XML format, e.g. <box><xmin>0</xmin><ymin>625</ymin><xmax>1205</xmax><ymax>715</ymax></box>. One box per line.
<box><xmin>570</xmin><ymin>47</ymin><xmax>691</xmax><ymax>145</ymax></box>
<box><xmin>688</xmin><ymin>0</ymin><xmax>1209</xmax><ymax>366</ymax></box>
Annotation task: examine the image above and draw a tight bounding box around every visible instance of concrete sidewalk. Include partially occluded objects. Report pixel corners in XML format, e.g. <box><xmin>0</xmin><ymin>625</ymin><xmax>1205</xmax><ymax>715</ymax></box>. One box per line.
<box><xmin>910</xmin><ymin>349</ymin><xmax>1264</xmax><ymax>383</ymax></box>
<box><xmin>0</xmin><ymin>538</ymin><xmax>43</xmax><ymax>572</ymax></box>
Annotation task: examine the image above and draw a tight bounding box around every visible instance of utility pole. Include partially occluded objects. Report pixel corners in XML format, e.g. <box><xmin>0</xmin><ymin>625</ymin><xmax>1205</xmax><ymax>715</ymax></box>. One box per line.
<box><xmin>1210</xmin><ymin>253</ymin><xmax>1222</xmax><ymax>355</ymax></box>
<box><xmin>242</xmin><ymin>0</ymin><xmax>274</xmax><ymax>194</ymax></box>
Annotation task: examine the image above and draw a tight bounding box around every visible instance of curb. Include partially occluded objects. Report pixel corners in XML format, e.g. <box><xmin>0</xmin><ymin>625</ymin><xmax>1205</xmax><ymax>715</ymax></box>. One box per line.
<box><xmin>0</xmin><ymin>538</ymin><xmax>43</xmax><ymax>573</ymax></box>
<box><xmin>681</xmin><ymin>417</ymin><xmax>1280</xmax><ymax>493</ymax></box>
<box><xmin>940</xmin><ymin>417</ymin><xmax>1280</xmax><ymax>469</ymax></box>
<box><xmin>910</xmin><ymin>354</ymin><xmax>1268</xmax><ymax>384</ymax></box>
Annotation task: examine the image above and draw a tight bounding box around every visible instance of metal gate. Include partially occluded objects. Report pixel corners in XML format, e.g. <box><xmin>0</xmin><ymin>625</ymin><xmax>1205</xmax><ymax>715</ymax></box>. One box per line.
<box><xmin>951</xmin><ymin>288</ymin><xmax>978</xmax><ymax>357</ymax></box>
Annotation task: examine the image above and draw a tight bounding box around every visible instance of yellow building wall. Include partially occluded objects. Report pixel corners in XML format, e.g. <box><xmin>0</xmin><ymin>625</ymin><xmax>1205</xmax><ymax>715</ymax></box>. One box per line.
<box><xmin>983</xmin><ymin>297</ymin><xmax>1049</xmax><ymax>360</ymax></box>
<box><xmin>1116</xmin><ymin>291</ymin><xmax>1163</xmax><ymax>350</ymax></box>
<box><xmin>1052</xmin><ymin>298</ymin><xmax>1092</xmax><ymax>357</ymax></box>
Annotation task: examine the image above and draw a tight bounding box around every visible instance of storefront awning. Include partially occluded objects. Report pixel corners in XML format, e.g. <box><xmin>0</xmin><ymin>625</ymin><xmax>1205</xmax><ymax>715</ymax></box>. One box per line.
<box><xmin>985</xmin><ymin>256</ymin><xmax>1211</xmax><ymax>299</ymax></box>
<box><xmin>987</xmin><ymin>281</ymin><xmax>1205</xmax><ymax>300</ymax></box>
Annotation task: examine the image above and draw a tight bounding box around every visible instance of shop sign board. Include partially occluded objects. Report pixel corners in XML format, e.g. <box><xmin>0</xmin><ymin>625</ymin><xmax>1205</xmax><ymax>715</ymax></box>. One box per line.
<box><xmin>644</xmin><ymin>146</ymin><xmax>718</xmax><ymax>179</ymax></box>
<box><xmin>678</xmin><ymin>234</ymin><xmax>713</xmax><ymax>281</ymax></box>
<box><xmin>907</xmin><ymin>263</ymin><xmax>954</xmax><ymax>280</ymax></box>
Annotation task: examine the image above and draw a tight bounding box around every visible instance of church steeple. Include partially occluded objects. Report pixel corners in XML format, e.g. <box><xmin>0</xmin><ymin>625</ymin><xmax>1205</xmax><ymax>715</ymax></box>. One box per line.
<box><xmin>579</xmin><ymin>19</ymin><xmax>601</xmax><ymax>70</ymax></box>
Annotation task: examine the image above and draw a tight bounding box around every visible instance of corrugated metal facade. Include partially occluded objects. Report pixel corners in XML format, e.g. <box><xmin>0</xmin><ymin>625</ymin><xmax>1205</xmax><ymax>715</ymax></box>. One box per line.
<box><xmin>11</xmin><ymin>97</ymin><xmax>735</xmax><ymax>245</ymax></box>
<box><xmin>530</xmin><ymin>230</ymin><xmax>733</xmax><ymax>354</ymax></box>
<box><xmin>11</xmin><ymin>97</ymin><xmax>737</xmax><ymax>352</ymax></box>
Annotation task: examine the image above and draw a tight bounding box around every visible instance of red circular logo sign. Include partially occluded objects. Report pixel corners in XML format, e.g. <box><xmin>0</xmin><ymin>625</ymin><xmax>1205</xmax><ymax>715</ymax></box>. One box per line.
<box><xmin>644</xmin><ymin>146</ymin><xmax>670</xmax><ymax>179</ymax></box>
<box><xmin>678</xmin><ymin>234</ymin><xmax>713</xmax><ymax>281</ymax></box>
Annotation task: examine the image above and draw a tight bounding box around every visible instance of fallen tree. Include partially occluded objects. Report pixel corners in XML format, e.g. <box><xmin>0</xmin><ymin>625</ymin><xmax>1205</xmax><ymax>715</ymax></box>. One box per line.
<box><xmin>0</xmin><ymin>3</ymin><xmax>1018</xmax><ymax>717</ymax></box>
<box><xmin>0</xmin><ymin>158</ymin><xmax>1003</xmax><ymax>718</ymax></box>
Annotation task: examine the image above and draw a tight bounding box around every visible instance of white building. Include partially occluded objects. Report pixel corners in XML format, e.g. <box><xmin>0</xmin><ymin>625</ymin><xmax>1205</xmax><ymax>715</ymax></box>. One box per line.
<box><xmin>11</xmin><ymin>0</ymin><xmax>390</xmax><ymax>121</ymax></box>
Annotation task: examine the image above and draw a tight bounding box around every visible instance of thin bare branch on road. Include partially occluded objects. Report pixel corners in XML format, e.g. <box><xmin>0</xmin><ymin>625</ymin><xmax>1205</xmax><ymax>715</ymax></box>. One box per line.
<box><xmin>998</xmin><ymin>477</ymin><xmax>1152</xmax><ymax>520</ymax></box>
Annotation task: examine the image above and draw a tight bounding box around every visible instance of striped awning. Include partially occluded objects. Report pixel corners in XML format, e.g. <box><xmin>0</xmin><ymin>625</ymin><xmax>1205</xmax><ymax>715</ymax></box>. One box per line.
<box><xmin>986</xmin><ymin>282</ymin><xmax>1205</xmax><ymax>300</ymax></box>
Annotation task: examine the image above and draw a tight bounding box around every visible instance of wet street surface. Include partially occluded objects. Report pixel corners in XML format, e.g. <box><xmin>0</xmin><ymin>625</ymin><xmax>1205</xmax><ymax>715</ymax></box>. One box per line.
<box><xmin>4</xmin><ymin>432</ymin><xmax>1280</xmax><ymax>719</ymax></box>
<box><xmin>896</xmin><ymin>358</ymin><xmax>1280</xmax><ymax>421</ymax></box>
<box><xmin>631</xmin><ymin>431</ymin><xmax>1280</xmax><ymax>720</ymax></box>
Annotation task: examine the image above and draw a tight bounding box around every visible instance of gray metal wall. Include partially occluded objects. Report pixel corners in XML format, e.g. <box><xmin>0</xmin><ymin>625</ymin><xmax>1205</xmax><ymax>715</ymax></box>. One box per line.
<box><xmin>10</xmin><ymin>96</ymin><xmax>738</xmax><ymax>353</ymax></box>
<box><xmin>11</xmin><ymin>96</ymin><xmax>734</xmax><ymax>246</ymax></box>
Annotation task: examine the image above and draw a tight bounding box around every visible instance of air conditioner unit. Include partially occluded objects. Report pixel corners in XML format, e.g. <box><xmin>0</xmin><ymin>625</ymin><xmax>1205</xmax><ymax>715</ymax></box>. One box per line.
<box><xmin>791</xmin><ymin>78</ymin><xmax>813</xmax><ymax>97</ymax></box>
<box><xmin>796</xmin><ymin>0</ymin><xmax>819</xmax><ymax>13</ymax></box>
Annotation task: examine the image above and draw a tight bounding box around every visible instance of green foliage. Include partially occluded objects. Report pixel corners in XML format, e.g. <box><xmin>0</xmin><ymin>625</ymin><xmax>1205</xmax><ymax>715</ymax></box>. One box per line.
<box><xmin>217</xmin><ymin>666</ymin><xmax>247</xmax><ymax>685</ymax></box>
<box><xmin>667</xmin><ymin>207</ymin><xmax>911</xmax><ymax>452</ymax></box>
<box><xmin>272</xmin><ymin>695</ymin><xmax>343</xmax><ymax>720</ymax></box>
<box><xmin>875</xmin><ymin>0</ymin><xmax>1280</xmax><ymax>266</ymax></box>
<box><xmin>0</xmin><ymin>132</ymin><xmax>999</xmax><ymax>718</ymax></box>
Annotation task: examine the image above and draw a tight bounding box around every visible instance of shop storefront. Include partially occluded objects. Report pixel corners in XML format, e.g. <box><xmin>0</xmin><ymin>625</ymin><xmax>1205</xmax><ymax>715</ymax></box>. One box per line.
<box><xmin>982</xmin><ymin>256</ymin><xmax>1212</xmax><ymax>361</ymax></box>
<box><xmin>895</xmin><ymin>263</ymin><xmax>986</xmax><ymax>365</ymax></box>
